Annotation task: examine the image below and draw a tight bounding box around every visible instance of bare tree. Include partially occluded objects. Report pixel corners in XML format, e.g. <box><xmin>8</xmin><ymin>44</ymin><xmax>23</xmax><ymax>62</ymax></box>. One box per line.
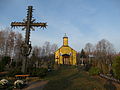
<box><xmin>44</xmin><ymin>41</ymin><xmax>51</xmax><ymax>56</ymax></box>
<box><xmin>84</xmin><ymin>43</ymin><xmax>94</xmax><ymax>54</ymax></box>
<box><xmin>29</xmin><ymin>42</ymin><xmax>58</xmax><ymax>69</ymax></box>
<box><xmin>51</xmin><ymin>44</ymin><xmax>58</xmax><ymax>54</ymax></box>
<box><xmin>7</xmin><ymin>31</ymin><xmax>16</xmax><ymax>57</ymax></box>
<box><xmin>41</xmin><ymin>41</ymin><xmax>58</xmax><ymax>56</ymax></box>
<box><xmin>0</xmin><ymin>31</ymin><xmax>5</xmax><ymax>56</ymax></box>
<box><xmin>95</xmin><ymin>39</ymin><xmax>115</xmax><ymax>74</ymax></box>
<box><xmin>13</xmin><ymin>32</ymin><xmax>23</xmax><ymax>66</ymax></box>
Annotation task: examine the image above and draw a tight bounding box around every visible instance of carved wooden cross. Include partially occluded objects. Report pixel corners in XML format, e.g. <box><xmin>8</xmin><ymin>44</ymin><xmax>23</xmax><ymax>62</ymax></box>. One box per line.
<box><xmin>11</xmin><ymin>6</ymin><xmax>47</xmax><ymax>45</ymax></box>
<box><xmin>11</xmin><ymin>6</ymin><xmax>47</xmax><ymax>73</ymax></box>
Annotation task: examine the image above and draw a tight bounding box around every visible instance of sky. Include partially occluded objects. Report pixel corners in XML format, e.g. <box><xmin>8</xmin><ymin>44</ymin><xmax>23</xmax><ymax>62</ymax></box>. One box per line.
<box><xmin>0</xmin><ymin>0</ymin><xmax>120</xmax><ymax>52</ymax></box>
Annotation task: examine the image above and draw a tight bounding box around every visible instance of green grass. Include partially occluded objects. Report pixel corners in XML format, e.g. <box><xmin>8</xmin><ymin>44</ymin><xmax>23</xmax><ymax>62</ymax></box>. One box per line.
<box><xmin>43</xmin><ymin>66</ymin><xmax>106</xmax><ymax>90</ymax></box>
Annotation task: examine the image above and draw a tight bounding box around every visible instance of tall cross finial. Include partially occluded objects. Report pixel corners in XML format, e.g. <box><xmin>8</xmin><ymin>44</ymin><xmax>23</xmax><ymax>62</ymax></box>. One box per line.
<box><xmin>64</xmin><ymin>33</ymin><xmax>67</xmax><ymax>37</ymax></box>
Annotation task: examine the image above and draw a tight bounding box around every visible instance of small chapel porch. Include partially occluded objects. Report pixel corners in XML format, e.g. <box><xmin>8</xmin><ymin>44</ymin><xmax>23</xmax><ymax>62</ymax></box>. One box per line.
<box><xmin>62</xmin><ymin>54</ymin><xmax>70</xmax><ymax>65</ymax></box>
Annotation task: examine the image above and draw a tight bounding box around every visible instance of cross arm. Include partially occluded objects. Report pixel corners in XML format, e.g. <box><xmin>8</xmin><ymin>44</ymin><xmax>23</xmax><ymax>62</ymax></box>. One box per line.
<box><xmin>11</xmin><ymin>22</ymin><xmax>26</xmax><ymax>28</ymax></box>
<box><xmin>31</xmin><ymin>22</ymin><xmax>47</xmax><ymax>28</ymax></box>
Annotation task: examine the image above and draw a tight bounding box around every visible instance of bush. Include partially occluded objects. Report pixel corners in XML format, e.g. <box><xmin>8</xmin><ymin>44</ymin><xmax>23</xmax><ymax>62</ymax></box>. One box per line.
<box><xmin>30</xmin><ymin>68</ymin><xmax>48</xmax><ymax>77</ymax></box>
<box><xmin>37</xmin><ymin>68</ymin><xmax>48</xmax><ymax>77</ymax></box>
<box><xmin>8</xmin><ymin>68</ymin><xmax>23</xmax><ymax>77</ymax></box>
<box><xmin>0</xmin><ymin>62</ymin><xmax>4</xmax><ymax>72</ymax></box>
<box><xmin>89</xmin><ymin>67</ymin><xmax>100</xmax><ymax>75</ymax></box>
<box><xmin>1</xmin><ymin>56</ymin><xmax>11</xmax><ymax>65</ymax></box>
<box><xmin>102</xmin><ymin>64</ymin><xmax>109</xmax><ymax>74</ymax></box>
<box><xmin>84</xmin><ymin>64</ymin><xmax>92</xmax><ymax>71</ymax></box>
<box><xmin>0</xmin><ymin>56</ymin><xmax>11</xmax><ymax>72</ymax></box>
<box><xmin>112</xmin><ymin>56</ymin><xmax>120</xmax><ymax>79</ymax></box>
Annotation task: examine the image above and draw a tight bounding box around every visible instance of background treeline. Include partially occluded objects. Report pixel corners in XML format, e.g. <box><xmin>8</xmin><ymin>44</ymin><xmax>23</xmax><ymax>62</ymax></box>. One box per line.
<box><xmin>0</xmin><ymin>28</ymin><xmax>58</xmax><ymax>77</ymax></box>
<box><xmin>78</xmin><ymin>39</ymin><xmax>120</xmax><ymax>79</ymax></box>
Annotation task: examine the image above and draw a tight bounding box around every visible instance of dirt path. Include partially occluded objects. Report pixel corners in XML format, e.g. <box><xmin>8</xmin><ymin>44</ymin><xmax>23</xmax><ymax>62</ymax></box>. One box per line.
<box><xmin>23</xmin><ymin>80</ymin><xmax>48</xmax><ymax>90</ymax></box>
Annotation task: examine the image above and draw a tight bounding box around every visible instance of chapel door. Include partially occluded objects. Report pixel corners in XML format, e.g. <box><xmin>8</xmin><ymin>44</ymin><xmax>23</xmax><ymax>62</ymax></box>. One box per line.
<box><xmin>62</xmin><ymin>54</ymin><xmax>70</xmax><ymax>65</ymax></box>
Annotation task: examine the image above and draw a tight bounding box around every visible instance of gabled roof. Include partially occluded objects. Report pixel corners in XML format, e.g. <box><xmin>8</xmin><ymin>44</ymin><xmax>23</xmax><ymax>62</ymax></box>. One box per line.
<box><xmin>55</xmin><ymin>45</ymin><xmax>77</xmax><ymax>53</ymax></box>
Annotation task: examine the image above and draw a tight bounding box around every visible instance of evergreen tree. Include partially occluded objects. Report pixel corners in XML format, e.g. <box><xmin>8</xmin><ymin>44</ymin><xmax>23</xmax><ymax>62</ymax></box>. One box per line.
<box><xmin>80</xmin><ymin>49</ymin><xmax>86</xmax><ymax>58</ymax></box>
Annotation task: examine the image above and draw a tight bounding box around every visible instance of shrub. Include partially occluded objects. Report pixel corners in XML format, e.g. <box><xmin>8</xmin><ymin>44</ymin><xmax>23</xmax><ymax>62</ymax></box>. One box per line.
<box><xmin>84</xmin><ymin>64</ymin><xmax>92</xmax><ymax>71</ymax></box>
<box><xmin>1</xmin><ymin>56</ymin><xmax>11</xmax><ymax>65</ymax></box>
<box><xmin>89</xmin><ymin>67</ymin><xmax>100</xmax><ymax>75</ymax></box>
<box><xmin>37</xmin><ymin>68</ymin><xmax>48</xmax><ymax>77</ymax></box>
<box><xmin>102</xmin><ymin>64</ymin><xmax>109</xmax><ymax>74</ymax></box>
<box><xmin>0</xmin><ymin>56</ymin><xmax>11</xmax><ymax>72</ymax></box>
<box><xmin>112</xmin><ymin>56</ymin><xmax>120</xmax><ymax>79</ymax></box>
<box><xmin>31</xmin><ymin>68</ymin><xmax>48</xmax><ymax>77</ymax></box>
<box><xmin>8</xmin><ymin>68</ymin><xmax>23</xmax><ymax>77</ymax></box>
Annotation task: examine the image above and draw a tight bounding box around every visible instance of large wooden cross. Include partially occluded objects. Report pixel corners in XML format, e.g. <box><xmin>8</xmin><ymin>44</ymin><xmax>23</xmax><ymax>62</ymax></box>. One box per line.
<box><xmin>11</xmin><ymin>6</ymin><xmax>47</xmax><ymax>73</ymax></box>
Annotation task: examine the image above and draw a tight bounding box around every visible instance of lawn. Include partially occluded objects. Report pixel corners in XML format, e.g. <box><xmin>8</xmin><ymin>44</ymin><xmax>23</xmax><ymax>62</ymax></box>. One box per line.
<box><xmin>43</xmin><ymin>66</ymin><xmax>108</xmax><ymax>90</ymax></box>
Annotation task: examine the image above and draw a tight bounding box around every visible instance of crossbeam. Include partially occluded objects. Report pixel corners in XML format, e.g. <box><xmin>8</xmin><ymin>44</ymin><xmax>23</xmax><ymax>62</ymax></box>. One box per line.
<box><xmin>11</xmin><ymin>22</ymin><xmax>47</xmax><ymax>28</ymax></box>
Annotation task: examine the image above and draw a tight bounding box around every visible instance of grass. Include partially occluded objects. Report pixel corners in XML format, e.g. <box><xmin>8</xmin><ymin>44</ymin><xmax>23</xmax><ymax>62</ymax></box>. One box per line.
<box><xmin>43</xmin><ymin>66</ymin><xmax>107</xmax><ymax>90</ymax></box>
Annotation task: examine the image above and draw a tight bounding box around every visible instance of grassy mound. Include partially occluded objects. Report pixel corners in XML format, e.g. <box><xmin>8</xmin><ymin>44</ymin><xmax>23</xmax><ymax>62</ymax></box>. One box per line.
<box><xmin>43</xmin><ymin>65</ymin><xmax>106</xmax><ymax>90</ymax></box>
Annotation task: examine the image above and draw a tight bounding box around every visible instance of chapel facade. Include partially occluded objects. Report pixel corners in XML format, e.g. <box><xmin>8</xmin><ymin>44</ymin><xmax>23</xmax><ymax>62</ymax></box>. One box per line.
<box><xmin>55</xmin><ymin>34</ymin><xmax>77</xmax><ymax>65</ymax></box>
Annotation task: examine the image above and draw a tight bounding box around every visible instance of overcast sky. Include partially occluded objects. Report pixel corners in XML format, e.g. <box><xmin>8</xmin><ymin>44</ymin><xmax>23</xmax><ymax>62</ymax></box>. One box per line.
<box><xmin>0</xmin><ymin>0</ymin><xmax>120</xmax><ymax>52</ymax></box>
